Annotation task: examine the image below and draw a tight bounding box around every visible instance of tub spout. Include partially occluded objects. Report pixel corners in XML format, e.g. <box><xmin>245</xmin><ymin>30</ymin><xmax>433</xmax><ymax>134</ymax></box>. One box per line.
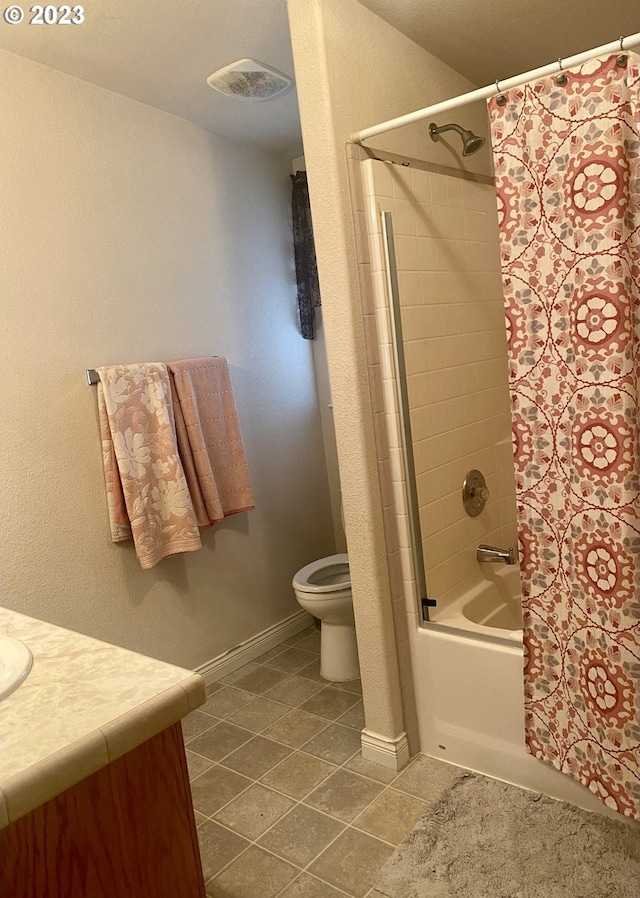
<box><xmin>477</xmin><ymin>544</ymin><xmax>517</xmax><ymax>565</ymax></box>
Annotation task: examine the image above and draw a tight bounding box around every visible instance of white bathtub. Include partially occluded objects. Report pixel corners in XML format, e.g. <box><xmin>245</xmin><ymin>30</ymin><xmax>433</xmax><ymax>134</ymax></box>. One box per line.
<box><xmin>411</xmin><ymin>566</ymin><xmax>618</xmax><ymax>816</ymax></box>
<box><xmin>429</xmin><ymin>565</ymin><xmax>523</xmax><ymax>643</ymax></box>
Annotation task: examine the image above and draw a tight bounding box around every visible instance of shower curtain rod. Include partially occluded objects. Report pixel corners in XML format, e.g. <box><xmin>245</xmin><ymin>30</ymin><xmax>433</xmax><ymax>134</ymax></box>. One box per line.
<box><xmin>352</xmin><ymin>32</ymin><xmax>640</xmax><ymax>145</ymax></box>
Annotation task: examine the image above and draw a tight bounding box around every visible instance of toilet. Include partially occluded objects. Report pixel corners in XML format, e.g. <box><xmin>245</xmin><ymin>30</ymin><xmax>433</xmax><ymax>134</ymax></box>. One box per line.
<box><xmin>292</xmin><ymin>553</ymin><xmax>359</xmax><ymax>682</ymax></box>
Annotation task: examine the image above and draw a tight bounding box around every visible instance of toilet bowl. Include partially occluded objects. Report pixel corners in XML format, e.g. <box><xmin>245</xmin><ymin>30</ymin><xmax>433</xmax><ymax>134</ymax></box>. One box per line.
<box><xmin>292</xmin><ymin>553</ymin><xmax>359</xmax><ymax>682</ymax></box>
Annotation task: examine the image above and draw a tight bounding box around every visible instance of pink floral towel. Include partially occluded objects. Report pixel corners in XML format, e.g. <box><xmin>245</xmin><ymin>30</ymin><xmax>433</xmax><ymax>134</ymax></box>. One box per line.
<box><xmin>97</xmin><ymin>363</ymin><xmax>202</xmax><ymax>569</ymax></box>
<box><xmin>168</xmin><ymin>358</ymin><xmax>255</xmax><ymax>527</ymax></box>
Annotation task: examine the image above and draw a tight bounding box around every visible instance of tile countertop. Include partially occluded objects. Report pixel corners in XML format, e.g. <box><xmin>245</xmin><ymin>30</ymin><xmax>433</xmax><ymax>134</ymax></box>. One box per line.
<box><xmin>0</xmin><ymin>608</ymin><xmax>205</xmax><ymax>829</ymax></box>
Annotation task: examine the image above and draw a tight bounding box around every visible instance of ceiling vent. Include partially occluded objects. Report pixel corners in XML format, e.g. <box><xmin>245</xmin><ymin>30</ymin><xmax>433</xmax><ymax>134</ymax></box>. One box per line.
<box><xmin>206</xmin><ymin>59</ymin><xmax>293</xmax><ymax>102</ymax></box>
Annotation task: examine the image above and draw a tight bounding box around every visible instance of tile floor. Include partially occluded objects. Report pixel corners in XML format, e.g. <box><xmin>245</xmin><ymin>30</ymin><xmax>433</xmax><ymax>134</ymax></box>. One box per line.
<box><xmin>183</xmin><ymin>626</ymin><xmax>462</xmax><ymax>898</ymax></box>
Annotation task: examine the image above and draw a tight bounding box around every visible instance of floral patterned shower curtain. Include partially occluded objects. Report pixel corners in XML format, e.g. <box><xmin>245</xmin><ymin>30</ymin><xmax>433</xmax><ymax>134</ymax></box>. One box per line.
<box><xmin>488</xmin><ymin>54</ymin><xmax>639</xmax><ymax>818</ymax></box>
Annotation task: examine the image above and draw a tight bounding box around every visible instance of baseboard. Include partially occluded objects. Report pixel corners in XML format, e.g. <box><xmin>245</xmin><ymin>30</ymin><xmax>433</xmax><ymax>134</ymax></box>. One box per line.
<box><xmin>195</xmin><ymin>610</ymin><xmax>315</xmax><ymax>687</ymax></box>
<box><xmin>361</xmin><ymin>728</ymin><xmax>410</xmax><ymax>771</ymax></box>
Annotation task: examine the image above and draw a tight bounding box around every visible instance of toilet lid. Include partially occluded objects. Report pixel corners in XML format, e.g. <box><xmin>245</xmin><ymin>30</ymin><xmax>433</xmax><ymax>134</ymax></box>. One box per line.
<box><xmin>292</xmin><ymin>553</ymin><xmax>350</xmax><ymax>593</ymax></box>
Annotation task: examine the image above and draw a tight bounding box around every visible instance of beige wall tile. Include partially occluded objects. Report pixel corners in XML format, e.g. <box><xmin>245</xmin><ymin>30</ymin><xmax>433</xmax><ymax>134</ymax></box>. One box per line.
<box><xmin>420</xmin><ymin>271</ymin><xmax>440</xmax><ymax>302</ymax></box>
<box><xmin>365</xmin><ymin>160</ymin><xmax>516</xmax><ymax>623</ymax></box>
<box><xmin>393</xmin><ymin>198</ymin><xmax>418</xmax><ymax>235</ymax></box>
<box><xmin>429</xmin><ymin>173</ymin><xmax>448</xmax><ymax>205</ymax></box>
<box><xmin>395</xmin><ymin>234</ymin><xmax>420</xmax><ymax>271</ymax></box>
<box><xmin>397</xmin><ymin>270</ymin><xmax>422</xmax><ymax>305</ymax></box>
<box><xmin>390</xmin><ymin>164</ymin><xmax>414</xmax><ymax>199</ymax></box>
<box><xmin>410</xmin><ymin>169</ymin><xmax>431</xmax><ymax>204</ymax></box>
<box><xmin>370</xmin><ymin>160</ymin><xmax>394</xmax><ymax>197</ymax></box>
<box><xmin>446</xmin><ymin>177</ymin><xmax>464</xmax><ymax>208</ymax></box>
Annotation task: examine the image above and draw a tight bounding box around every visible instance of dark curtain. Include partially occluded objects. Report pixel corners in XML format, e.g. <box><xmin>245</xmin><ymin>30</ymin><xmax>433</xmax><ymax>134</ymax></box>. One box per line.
<box><xmin>291</xmin><ymin>171</ymin><xmax>321</xmax><ymax>339</ymax></box>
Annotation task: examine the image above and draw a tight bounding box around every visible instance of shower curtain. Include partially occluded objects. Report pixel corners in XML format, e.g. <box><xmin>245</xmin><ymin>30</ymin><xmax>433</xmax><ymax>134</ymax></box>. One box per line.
<box><xmin>488</xmin><ymin>54</ymin><xmax>639</xmax><ymax>818</ymax></box>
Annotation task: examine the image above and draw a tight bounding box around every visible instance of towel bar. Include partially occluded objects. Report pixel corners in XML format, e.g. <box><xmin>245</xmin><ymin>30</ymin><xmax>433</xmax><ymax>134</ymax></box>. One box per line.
<box><xmin>87</xmin><ymin>358</ymin><xmax>221</xmax><ymax>384</ymax></box>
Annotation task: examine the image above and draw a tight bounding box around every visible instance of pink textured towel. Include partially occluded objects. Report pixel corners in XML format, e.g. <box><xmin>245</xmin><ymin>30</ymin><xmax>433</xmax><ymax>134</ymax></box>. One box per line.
<box><xmin>97</xmin><ymin>363</ymin><xmax>202</xmax><ymax>568</ymax></box>
<box><xmin>168</xmin><ymin>358</ymin><xmax>254</xmax><ymax>527</ymax></box>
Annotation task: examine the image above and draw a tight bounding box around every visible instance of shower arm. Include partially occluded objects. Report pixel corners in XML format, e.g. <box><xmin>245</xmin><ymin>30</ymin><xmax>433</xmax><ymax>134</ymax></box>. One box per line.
<box><xmin>429</xmin><ymin>123</ymin><xmax>464</xmax><ymax>140</ymax></box>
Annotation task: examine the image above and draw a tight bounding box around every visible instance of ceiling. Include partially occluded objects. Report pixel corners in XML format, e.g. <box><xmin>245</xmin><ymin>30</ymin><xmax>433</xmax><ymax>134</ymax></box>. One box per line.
<box><xmin>1</xmin><ymin>0</ymin><xmax>637</xmax><ymax>156</ymax></box>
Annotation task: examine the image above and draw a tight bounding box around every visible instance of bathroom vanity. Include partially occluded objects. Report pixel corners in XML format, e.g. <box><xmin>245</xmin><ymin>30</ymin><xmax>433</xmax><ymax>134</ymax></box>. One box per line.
<box><xmin>0</xmin><ymin>609</ymin><xmax>206</xmax><ymax>898</ymax></box>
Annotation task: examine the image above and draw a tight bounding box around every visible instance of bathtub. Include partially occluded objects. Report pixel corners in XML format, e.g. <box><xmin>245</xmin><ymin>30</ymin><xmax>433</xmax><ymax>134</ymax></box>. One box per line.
<box><xmin>411</xmin><ymin>565</ymin><xmax>616</xmax><ymax>815</ymax></box>
<box><xmin>429</xmin><ymin>565</ymin><xmax>523</xmax><ymax>643</ymax></box>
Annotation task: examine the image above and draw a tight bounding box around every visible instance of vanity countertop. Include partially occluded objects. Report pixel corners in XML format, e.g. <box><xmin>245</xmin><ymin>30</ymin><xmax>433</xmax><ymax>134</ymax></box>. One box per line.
<box><xmin>0</xmin><ymin>608</ymin><xmax>205</xmax><ymax>829</ymax></box>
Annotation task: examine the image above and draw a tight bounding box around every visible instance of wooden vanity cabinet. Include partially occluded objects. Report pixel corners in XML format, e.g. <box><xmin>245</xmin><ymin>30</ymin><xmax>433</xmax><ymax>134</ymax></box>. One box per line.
<box><xmin>0</xmin><ymin>722</ymin><xmax>206</xmax><ymax>898</ymax></box>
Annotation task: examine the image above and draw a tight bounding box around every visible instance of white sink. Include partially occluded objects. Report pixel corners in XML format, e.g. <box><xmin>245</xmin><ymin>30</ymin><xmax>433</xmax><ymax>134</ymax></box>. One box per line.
<box><xmin>0</xmin><ymin>635</ymin><xmax>33</xmax><ymax>701</ymax></box>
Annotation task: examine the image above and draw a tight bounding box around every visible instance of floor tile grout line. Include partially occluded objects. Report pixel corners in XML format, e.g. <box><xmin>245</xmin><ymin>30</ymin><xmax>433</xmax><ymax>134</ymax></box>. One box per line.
<box><xmin>202</xmin><ymin>790</ymin><xmax>353</xmax><ymax>892</ymax></box>
<box><xmin>189</xmin><ymin>729</ymin><xmax>426</xmax><ymax>798</ymax></box>
<box><xmin>192</xmin><ymin>741</ymin><xmax>359</xmax><ymax>822</ymax></box>
<box><xmin>192</xmin><ymin>752</ymin><xmax>427</xmax><ymax>840</ymax></box>
<box><xmin>297</xmin><ymin>780</ymin><xmax>401</xmax><ymax>836</ymax></box>
<box><xmin>204</xmin><ymin>822</ymin><xmax>385</xmax><ymax>898</ymax></box>
<box><xmin>201</xmin><ymin>754</ymin><xmax>400</xmax><ymax>851</ymax></box>
<box><xmin>188</xmin><ymin>733</ymin><xmax>410</xmax><ymax>798</ymax></box>
<box><xmin>205</xmin><ymin>837</ymin><xmax>364</xmax><ymax>898</ymax></box>
<box><xmin>261</xmin><ymin>649</ymin><xmax>322</xmax><ymax>674</ymax></box>
<box><xmin>345</xmin><ymin>818</ymin><xmax>401</xmax><ymax>848</ymax></box>
<box><xmin>205</xmin><ymin>668</ymin><xmax>337</xmax><ymax>718</ymax></box>
<box><xmin>215</xmin><ymin>664</ymin><xmax>363</xmax><ymax>700</ymax></box>
<box><xmin>218</xmin><ymin>652</ymin><xmax>363</xmax><ymax>699</ymax></box>
<box><xmin>213</xmin><ymin>719</ymin><xmax>333</xmax><ymax>767</ymax></box>
<box><xmin>223</xmin><ymin>693</ymin><xmax>365</xmax><ymax>736</ymax></box>
<box><xmin>209</xmin><ymin>748</ymin><xmax>357</xmax><ymax>824</ymax></box>
<box><xmin>272</xmin><ymin>869</ymin><xmax>358</xmax><ymax>898</ymax></box>
<box><xmin>202</xmin><ymin>840</ymin><xmax>273</xmax><ymax>891</ymax></box>
<box><xmin>264</xmin><ymin>805</ymin><xmax>394</xmax><ymax>898</ymax></box>
<box><xmin>195</xmin><ymin>745</ymin><xmax>400</xmax><ymax>852</ymax></box>
<box><xmin>202</xmin><ymin>799</ymin><xmax>398</xmax><ymax>898</ymax></box>
<box><xmin>195</xmin><ymin>641</ymin><xmax>422</xmax><ymax>897</ymax></box>
<box><xmin>188</xmin><ymin>697</ymin><xmax>367</xmax><ymax>769</ymax></box>
<box><xmin>201</xmin><ymin>693</ymin><xmax>325</xmax><ymax>727</ymax></box>
<box><xmin>194</xmin><ymin>713</ymin><xmax>417</xmax><ymax>889</ymax></box>
<box><xmin>254</xmin><ymin>750</ymin><xmax>354</xmax><ymax>808</ymax></box>
<box><xmin>203</xmin><ymin>795</ymin><xmax>361</xmax><ymax>898</ymax></box>
<box><xmin>223</xmin><ymin>699</ymin><xmax>305</xmax><ymax>732</ymax></box>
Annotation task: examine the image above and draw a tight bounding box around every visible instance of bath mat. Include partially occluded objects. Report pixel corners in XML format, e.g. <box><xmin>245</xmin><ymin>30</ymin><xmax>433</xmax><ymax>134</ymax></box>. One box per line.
<box><xmin>374</xmin><ymin>772</ymin><xmax>639</xmax><ymax>898</ymax></box>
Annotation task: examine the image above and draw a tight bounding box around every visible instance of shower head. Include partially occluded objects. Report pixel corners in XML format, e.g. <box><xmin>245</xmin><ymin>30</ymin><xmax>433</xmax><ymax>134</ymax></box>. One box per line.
<box><xmin>429</xmin><ymin>122</ymin><xmax>485</xmax><ymax>156</ymax></box>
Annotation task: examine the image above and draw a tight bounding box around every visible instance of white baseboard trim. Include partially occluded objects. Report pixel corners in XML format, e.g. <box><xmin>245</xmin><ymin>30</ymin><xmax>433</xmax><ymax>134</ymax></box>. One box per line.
<box><xmin>361</xmin><ymin>728</ymin><xmax>410</xmax><ymax>771</ymax></box>
<box><xmin>195</xmin><ymin>610</ymin><xmax>315</xmax><ymax>687</ymax></box>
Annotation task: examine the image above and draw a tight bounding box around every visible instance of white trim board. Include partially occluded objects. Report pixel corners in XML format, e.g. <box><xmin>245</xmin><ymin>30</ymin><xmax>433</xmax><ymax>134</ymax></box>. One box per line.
<box><xmin>195</xmin><ymin>610</ymin><xmax>315</xmax><ymax>687</ymax></box>
<box><xmin>361</xmin><ymin>728</ymin><xmax>410</xmax><ymax>771</ymax></box>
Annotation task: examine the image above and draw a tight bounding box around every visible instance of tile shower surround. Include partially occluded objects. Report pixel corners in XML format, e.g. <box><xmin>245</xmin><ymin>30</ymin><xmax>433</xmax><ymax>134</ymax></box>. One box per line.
<box><xmin>361</xmin><ymin>158</ymin><xmax>519</xmax><ymax>612</ymax></box>
<box><xmin>185</xmin><ymin>627</ymin><xmax>463</xmax><ymax>898</ymax></box>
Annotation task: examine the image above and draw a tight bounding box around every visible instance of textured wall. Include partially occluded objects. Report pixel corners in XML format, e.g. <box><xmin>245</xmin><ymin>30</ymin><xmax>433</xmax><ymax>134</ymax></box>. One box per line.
<box><xmin>0</xmin><ymin>51</ymin><xmax>335</xmax><ymax>668</ymax></box>
<box><xmin>287</xmin><ymin>0</ymin><xmax>490</xmax><ymax>748</ymax></box>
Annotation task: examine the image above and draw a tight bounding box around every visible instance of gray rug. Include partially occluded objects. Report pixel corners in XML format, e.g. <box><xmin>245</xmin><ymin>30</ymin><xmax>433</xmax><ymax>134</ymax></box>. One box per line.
<box><xmin>374</xmin><ymin>772</ymin><xmax>639</xmax><ymax>898</ymax></box>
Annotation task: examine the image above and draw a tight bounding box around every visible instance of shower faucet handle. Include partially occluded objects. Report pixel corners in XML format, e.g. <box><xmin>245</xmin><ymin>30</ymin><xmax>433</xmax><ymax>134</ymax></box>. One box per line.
<box><xmin>477</xmin><ymin>544</ymin><xmax>517</xmax><ymax>565</ymax></box>
<box><xmin>462</xmin><ymin>469</ymin><xmax>489</xmax><ymax>517</ymax></box>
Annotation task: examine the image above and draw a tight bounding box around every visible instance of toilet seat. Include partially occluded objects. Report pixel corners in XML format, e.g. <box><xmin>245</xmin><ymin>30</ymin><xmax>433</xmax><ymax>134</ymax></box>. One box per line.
<box><xmin>292</xmin><ymin>553</ymin><xmax>359</xmax><ymax>682</ymax></box>
<box><xmin>292</xmin><ymin>554</ymin><xmax>350</xmax><ymax>593</ymax></box>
